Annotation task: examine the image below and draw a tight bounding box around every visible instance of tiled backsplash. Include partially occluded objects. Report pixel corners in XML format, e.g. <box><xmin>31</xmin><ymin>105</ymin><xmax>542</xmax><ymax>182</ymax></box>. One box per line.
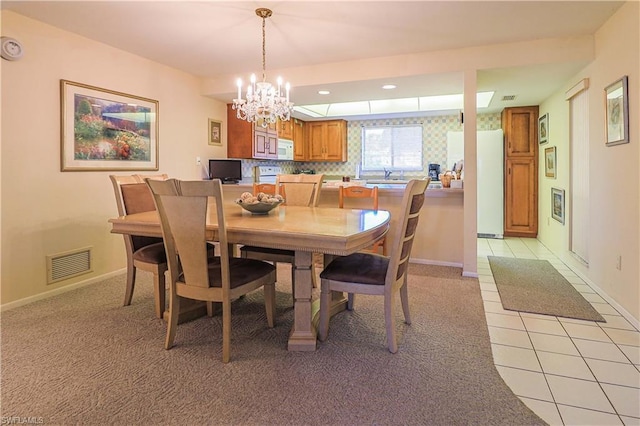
<box><xmin>238</xmin><ymin>112</ymin><xmax>501</xmax><ymax>180</ymax></box>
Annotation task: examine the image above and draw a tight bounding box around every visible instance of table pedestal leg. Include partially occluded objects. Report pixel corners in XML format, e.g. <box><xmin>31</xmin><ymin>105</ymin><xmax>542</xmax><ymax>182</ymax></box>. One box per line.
<box><xmin>288</xmin><ymin>251</ymin><xmax>317</xmax><ymax>351</ymax></box>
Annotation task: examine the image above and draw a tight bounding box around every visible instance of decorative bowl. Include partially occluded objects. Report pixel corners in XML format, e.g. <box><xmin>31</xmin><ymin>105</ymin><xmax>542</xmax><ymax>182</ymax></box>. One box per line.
<box><xmin>235</xmin><ymin>199</ymin><xmax>283</xmax><ymax>214</ymax></box>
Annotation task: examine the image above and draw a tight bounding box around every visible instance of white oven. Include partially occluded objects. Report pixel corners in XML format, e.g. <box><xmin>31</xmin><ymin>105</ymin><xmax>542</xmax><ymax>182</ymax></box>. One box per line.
<box><xmin>277</xmin><ymin>139</ymin><xmax>294</xmax><ymax>160</ymax></box>
<box><xmin>253</xmin><ymin>165</ymin><xmax>283</xmax><ymax>183</ymax></box>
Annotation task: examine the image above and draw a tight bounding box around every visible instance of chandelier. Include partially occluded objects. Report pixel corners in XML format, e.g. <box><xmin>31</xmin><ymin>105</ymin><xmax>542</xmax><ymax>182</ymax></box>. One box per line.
<box><xmin>232</xmin><ymin>8</ymin><xmax>293</xmax><ymax>127</ymax></box>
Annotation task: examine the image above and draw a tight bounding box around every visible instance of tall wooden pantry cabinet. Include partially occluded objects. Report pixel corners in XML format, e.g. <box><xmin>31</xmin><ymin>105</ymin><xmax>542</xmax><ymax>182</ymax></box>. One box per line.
<box><xmin>501</xmin><ymin>106</ymin><xmax>539</xmax><ymax>238</ymax></box>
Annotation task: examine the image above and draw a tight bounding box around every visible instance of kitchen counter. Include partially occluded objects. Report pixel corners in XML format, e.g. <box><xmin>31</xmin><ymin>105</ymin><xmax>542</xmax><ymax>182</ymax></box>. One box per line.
<box><xmin>226</xmin><ymin>180</ymin><xmax>463</xmax><ymax>197</ymax></box>
<box><xmin>222</xmin><ymin>181</ymin><xmax>464</xmax><ymax>267</ymax></box>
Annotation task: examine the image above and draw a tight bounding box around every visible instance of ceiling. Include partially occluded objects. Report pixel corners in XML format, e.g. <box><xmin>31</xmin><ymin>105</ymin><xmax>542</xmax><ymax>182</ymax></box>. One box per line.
<box><xmin>2</xmin><ymin>1</ymin><xmax>624</xmax><ymax>119</ymax></box>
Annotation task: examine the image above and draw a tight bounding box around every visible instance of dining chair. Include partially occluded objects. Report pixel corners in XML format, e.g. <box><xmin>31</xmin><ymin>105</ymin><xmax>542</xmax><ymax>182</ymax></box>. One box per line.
<box><xmin>318</xmin><ymin>178</ymin><xmax>430</xmax><ymax>353</ymax></box>
<box><xmin>339</xmin><ymin>185</ymin><xmax>387</xmax><ymax>256</ymax></box>
<box><xmin>253</xmin><ymin>182</ymin><xmax>277</xmax><ymax>195</ymax></box>
<box><xmin>240</xmin><ymin>174</ymin><xmax>324</xmax><ymax>296</ymax></box>
<box><xmin>146</xmin><ymin>178</ymin><xmax>276</xmax><ymax>363</ymax></box>
<box><xmin>110</xmin><ymin>174</ymin><xmax>169</xmax><ymax>318</ymax></box>
<box><xmin>276</xmin><ymin>173</ymin><xmax>324</xmax><ymax>207</ymax></box>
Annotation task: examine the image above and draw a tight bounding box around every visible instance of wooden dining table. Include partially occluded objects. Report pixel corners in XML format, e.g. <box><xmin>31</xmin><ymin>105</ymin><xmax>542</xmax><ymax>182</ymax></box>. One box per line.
<box><xmin>109</xmin><ymin>203</ymin><xmax>390</xmax><ymax>351</ymax></box>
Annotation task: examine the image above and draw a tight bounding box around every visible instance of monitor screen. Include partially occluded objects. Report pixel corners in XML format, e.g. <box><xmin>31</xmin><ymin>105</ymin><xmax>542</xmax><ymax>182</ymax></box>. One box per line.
<box><xmin>209</xmin><ymin>159</ymin><xmax>242</xmax><ymax>183</ymax></box>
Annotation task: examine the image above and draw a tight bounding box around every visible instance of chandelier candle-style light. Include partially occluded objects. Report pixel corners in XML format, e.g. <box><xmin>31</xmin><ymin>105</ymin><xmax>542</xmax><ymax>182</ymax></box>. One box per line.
<box><xmin>233</xmin><ymin>8</ymin><xmax>293</xmax><ymax>127</ymax></box>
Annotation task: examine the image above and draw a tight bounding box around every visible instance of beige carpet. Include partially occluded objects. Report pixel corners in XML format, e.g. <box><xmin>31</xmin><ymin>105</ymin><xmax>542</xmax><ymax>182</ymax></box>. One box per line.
<box><xmin>1</xmin><ymin>264</ymin><xmax>545</xmax><ymax>425</ymax></box>
<box><xmin>488</xmin><ymin>256</ymin><xmax>605</xmax><ymax>322</ymax></box>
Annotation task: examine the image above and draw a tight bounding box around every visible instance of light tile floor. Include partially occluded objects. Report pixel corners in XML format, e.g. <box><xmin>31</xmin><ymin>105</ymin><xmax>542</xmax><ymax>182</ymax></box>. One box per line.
<box><xmin>478</xmin><ymin>237</ymin><xmax>640</xmax><ymax>426</ymax></box>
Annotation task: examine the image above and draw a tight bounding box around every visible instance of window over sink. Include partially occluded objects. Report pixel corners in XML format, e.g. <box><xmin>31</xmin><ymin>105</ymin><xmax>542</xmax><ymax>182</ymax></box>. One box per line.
<box><xmin>361</xmin><ymin>125</ymin><xmax>423</xmax><ymax>171</ymax></box>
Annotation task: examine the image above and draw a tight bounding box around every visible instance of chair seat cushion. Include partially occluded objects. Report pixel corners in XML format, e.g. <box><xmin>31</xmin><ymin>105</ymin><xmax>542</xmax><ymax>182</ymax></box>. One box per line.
<box><xmin>320</xmin><ymin>252</ymin><xmax>388</xmax><ymax>285</ymax></box>
<box><xmin>133</xmin><ymin>242</ymin><xmax>167</xmax><ymax>265</ymax></box>
<box><xmin>179</xmin><ymin>258</ymin><xmax>276</xmax><ymax>288</ymax></box>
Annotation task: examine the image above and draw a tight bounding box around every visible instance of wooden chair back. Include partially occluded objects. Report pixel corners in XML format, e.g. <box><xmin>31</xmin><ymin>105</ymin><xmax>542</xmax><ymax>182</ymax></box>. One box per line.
<box><xmin>275</xmin><ymin>174</ymin><xmax>324</xmax><ymax>206</ymax></box>
<box><xmin>253</xmin><ymin>183</ymin><xmax>277</xmax><ymax>195</ymax></box>
<box><xmin>339</xmin><ymin>185</ymin><xmax>379</xmax><ymax>210</ymax></box>
<box><xmin>134</xmin><ymin>173</ymin><xmax>169</xmax><ymax>182</ymax></box>
<box><xmin>147</xmin><ymin>179</ymin><xmax>229</xmax><ymax>291</ymax></box>
<box><xmin>111</xmin><ymin>173</ymin><xmax>168</xmax><ymax>215</ymax></box>
<box><xmin>386</xmin><ymin>179</ymin><xmax>429</xmax><ymax>287</ymax></box>
<box><xmin>110</xmin><ymin>174</ymin><xmax>164</xmax><ymax>251</ymax></box>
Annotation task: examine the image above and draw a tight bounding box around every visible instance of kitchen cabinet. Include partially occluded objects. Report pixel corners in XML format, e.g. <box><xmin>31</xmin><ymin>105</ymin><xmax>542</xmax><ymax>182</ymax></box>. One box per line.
<box><xmin>502</xmin><ymin>106</ymin><xmax>538</xmax><ymax>237</ymax></box>
<box><xmin>307</xmin><ymin>119</ymin><xmax>347</xmax><ymax>162</ymax></box>
<box><xmin>226</xmin><ymin>104</ymin><xmax>278</xmax><ymax>159</ymax></box>
<box><xmin>503</xmin><ymin>106</ymin><xmax>538</xmax><ymax>156</ymax></box>
<box><xmin>253</xmin><ymin>127</ymin><xmax>278</xmax><ymax>158</ymax></box>
<box><xmin>277</xmin><ymin>119</ymin><xmax>294</xmax><ymax>140</ymax></box>
<box><xmin>292</xmin><ymin>118</ymin><xmax>306</xmax><ymax>161</ymax></box>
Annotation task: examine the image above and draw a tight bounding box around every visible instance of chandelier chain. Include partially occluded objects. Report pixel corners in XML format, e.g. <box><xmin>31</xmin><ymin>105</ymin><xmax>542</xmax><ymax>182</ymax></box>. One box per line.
<box><xmin>261</xmin><ymin>14</ymin><xmax>266</xmax><ymax>82</ymax></box>
<box><xmin>232</xmin><ymin>8</ymin><xmax>293</xmax><ymax>127</ymax></box>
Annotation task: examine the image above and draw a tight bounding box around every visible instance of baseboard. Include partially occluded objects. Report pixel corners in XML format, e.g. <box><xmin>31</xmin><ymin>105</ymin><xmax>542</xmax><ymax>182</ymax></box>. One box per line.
<box><xmin>409</xmin><ymin>257</ymin><xmax>477</xmax><ymax>277</ymax></box>
<box><xmin>0</xmin><ymin>269</ymin><xmax>125</xmax><ymax>312</ymax></box>
<box><xmin>410</xmin><ymin>257</ymin><xmax>464</xmax><ymax>269</ymax></box>
<box><xmin>562</xmin><ymin>261</ymin><xmax>640</xmax><ymax>330</ymax></box>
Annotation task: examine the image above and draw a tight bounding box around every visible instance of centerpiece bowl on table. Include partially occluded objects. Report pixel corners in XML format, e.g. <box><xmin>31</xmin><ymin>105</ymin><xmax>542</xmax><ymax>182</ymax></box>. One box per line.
<box><xmin>234</xmin><ymin>192</ymin><xmax>284</xmax><ymax>214</ymax></box>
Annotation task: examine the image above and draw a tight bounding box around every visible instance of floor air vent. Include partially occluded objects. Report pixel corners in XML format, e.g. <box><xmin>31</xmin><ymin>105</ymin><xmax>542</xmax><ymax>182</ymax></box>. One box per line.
<box><xmin>47</xmin><ymin>247</ymin><xmax>93</xmax><ymax>284</ymax></box>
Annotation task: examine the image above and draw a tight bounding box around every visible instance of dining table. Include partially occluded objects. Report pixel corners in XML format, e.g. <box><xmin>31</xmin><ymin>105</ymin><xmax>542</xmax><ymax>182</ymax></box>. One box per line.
<box><xmin>109</xmin><ymin>202</ymin><xmax>390</xmax><ymax>351</ymax></box>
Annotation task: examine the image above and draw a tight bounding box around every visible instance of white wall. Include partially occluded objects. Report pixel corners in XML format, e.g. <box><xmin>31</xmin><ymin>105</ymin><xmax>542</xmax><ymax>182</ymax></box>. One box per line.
<box><xmin>537</xmin><ymin>2</ymin><xmax>639</xmax><ymax>321</ymax></box>
<box><xmin>0</xmin><ymin>11</ymin><xmax>227</xmax><ymax>305</ymax></box>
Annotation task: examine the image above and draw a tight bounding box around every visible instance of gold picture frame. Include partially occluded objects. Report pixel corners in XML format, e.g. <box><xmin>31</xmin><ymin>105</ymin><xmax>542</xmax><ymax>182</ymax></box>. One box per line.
<box><xmin>60</xmin><ymin>80</ymin><xmax>159</xmax><ymax>171</ymax></box>
<box><xmin>605</xmin><ymin>76</ymin><xmax>629</xmax><ymax>147</ymax></box>
<box><xmin>209</xmin><ymin>119</ymin><xmax>222</xmax><ymax>146</ymax></box>
<box><xmin>544</xmin><ymin>146</ymin><xmax>556</xmax><ymax>178</ymax></box>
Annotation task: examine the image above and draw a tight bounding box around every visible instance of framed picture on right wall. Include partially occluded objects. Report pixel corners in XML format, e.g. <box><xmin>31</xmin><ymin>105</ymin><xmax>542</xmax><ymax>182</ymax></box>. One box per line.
<box><xmin>538</xmin><ymin>113</ymin><xmax>549</xmax><ymax>144</ymax></box>
<box><xmin>551</xmin><ymin>187</ymin><xmax>565</xmax><ymax>224</ymax></box>
<box><xmin>605</xmin><ymin>75</ymin><xmax>629</xmax><ymax>146</ymax></box>
<box><xmin>545</xmin><ymin>146</ymin><xmax>556</xmax><ymax>178</ymax></box>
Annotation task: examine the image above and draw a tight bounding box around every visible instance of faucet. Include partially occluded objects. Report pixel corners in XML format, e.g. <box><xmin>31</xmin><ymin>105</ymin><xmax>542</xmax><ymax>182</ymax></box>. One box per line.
<box><xmin>384</xmin><ymin>168</ymin><xmax>392</xmax><ymax>180</ymax></box>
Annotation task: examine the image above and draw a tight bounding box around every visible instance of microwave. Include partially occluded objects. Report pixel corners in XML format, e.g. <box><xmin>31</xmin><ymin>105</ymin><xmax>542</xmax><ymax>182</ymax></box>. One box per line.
<box><xmin>277</xmin><ymin>139</ymin><xmax>294</xmax><ymax>160</ymax></box>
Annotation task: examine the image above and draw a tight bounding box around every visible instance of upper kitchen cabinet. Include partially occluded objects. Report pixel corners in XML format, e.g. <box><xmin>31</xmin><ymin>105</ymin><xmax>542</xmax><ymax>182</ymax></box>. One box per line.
<box><xmin>502</xmin><ymin>106</ymin><xmax>538</xmax><ymax>157</ymax></box>
<box><xmin>253</xmin><ymin>127</ymin><xmax>278</xmax><ymax>159</ymax></box>
<box><xmin>307</xmin><ymin>119</ymin><xmax>347</xmax><ymax>162</ymax></box>
<box><xmin>292</xmin><ymin>118</ymin><xmax>306</xmax><ymax>161</ymax></box>
<box><xmin>227</xmin><ymin>104</ymin><xmax>278</xmax><ymax>159</ymax></box>
<box><xmin>502</xmin><ymin>106</ymin><xmax>538</xmax><ymax>238</ymax></box>
<box><xmin>277</xmin><ymin>118</ymin><xmax>294</xmax><ymax>140</ymax></box>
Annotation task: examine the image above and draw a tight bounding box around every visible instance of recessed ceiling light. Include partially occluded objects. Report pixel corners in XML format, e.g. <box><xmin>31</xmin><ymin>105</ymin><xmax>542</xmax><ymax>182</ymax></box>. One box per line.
<box><xmin>382</xmin><ymin>84</ymin><xmax>396</xmax><ymax>90</ymax></box>
<box><xmin>318</xmin><ymin>90</ymin><xmax>330</xmax><ymax>95</ymax></box>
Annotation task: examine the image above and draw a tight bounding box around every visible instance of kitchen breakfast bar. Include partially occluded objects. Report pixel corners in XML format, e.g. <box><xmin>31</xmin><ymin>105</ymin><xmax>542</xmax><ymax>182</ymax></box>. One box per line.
<box><xmin>222</xmin><ymin>183</ymin><xmax>465</xmax><ymax>267</ymax></box>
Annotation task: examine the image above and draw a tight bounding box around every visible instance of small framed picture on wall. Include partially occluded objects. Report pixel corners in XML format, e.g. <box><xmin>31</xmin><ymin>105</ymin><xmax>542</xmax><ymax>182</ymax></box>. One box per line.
<box><xmin>544</xmin><ymin>146</ymin><xmax>556</xmax><ymax>178</ymax></box>
<box><xmin>538</xmin><ymin>113</ymin><xmax>549</xmax><ymax>144</ymax></box>
<box><xmin>209</xmin><ymin>119</ymin><xmax>222</xmax><ymax>146</ymax></box>
<box><xmin>605</xmin><ymin>76</ymin><xmax>629</xmax><ymax>146</ymax></box>
<box><xmin>551</xmin><ymin>187</ymin><xmax>565</xmax><ymax>224</ymax></box>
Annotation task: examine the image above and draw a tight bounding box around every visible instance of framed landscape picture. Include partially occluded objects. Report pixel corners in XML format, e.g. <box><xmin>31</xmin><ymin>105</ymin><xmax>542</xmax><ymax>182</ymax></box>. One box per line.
<box><xmin>605</xmin><ymin>76</ymin><xmax>629</xmax><ymax>146</ymax></box>
<box><xmin>538</xmin><ymin>113</ymin><xmax>549</xmax><ymax>144</ymax></box>
<box><xmin>209</xmin><ymin>119</ymin><xmax>222</xmax><ymax>146</ymax></box>
<box><xmin>60</xmin><ymin>80</ymin><xmax>159</xmax><ymax>171</ymax></box>
<box><xmin>544</xmin><ymin>146</ymin><xmax>556</xmax><ymax>178</ymax></box>
<box><xmin>551</xmin><ymin>187</ymin><xmax>565</xmax><ymax>224</ymax></box>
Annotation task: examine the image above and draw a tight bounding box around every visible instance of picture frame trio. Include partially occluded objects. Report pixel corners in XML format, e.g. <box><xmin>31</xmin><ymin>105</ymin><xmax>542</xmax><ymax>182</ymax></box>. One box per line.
<box><xmin>540</xmin><ymin>114</ymin><xmax>563</xmax><ymax>223</ymax></box>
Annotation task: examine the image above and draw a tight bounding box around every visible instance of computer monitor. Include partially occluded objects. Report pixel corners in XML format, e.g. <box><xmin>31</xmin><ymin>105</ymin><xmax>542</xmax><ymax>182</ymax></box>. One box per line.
<box><xmin>208</xmin><ymin>159</ymin><xmax>242</xmax><ymax>184</ymax></box>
